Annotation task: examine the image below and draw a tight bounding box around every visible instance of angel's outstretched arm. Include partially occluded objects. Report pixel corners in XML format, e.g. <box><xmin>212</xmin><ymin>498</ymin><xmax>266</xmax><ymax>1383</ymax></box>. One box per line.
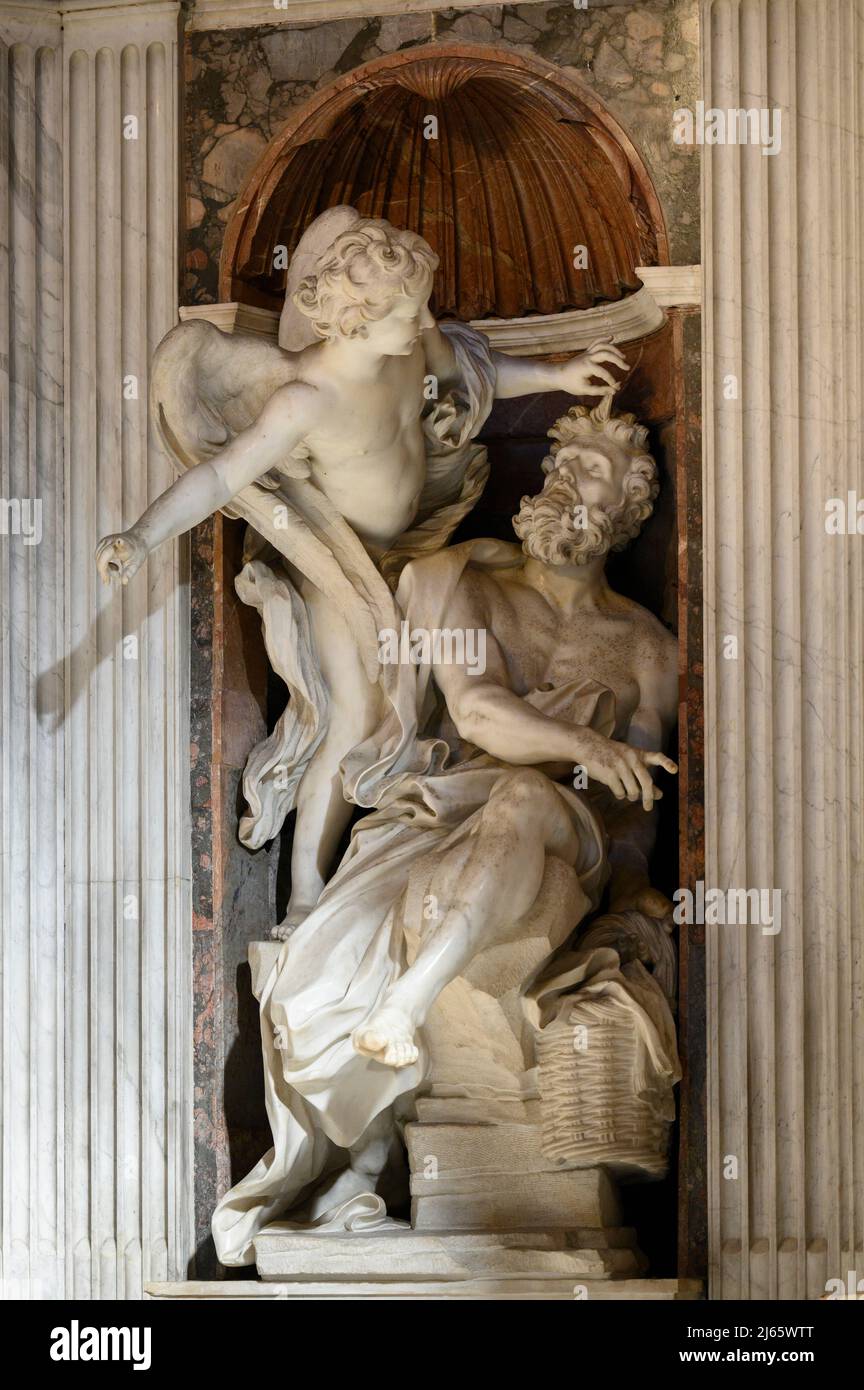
<box><xmin>421</xmin><ymin>321</ymin><xmax>462</xmax><ymax>395</ymax></box>
<box><xmin>96</xmin><ymin>381</ymin><xmax>319</xmax><ymax>584</ymax></box>
<box><xmin>422</xmin><ymin>323</ymin><xmax>628</xmax><ymax>407</ymax></box>
<box><xmin>491</xmin><ymin>338</ymin><xmax>628</xmax><ymax>400</ymax></box>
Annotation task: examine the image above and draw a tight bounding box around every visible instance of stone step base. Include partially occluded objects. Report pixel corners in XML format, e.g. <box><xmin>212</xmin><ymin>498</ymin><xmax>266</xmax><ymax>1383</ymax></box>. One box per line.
<box><xmin>253</xmin><ymin>1226</ymin><xmax>646</xmax><ymax>1282</ymax></box>
<box><xmin>412</xmin><ymin>1096</ymin><xmax>541</xmax><ymax>1126</ymax></box>
<box><xmin>146</xmin><ymin>1277</ymin><xmax>702</xmax><ymax>1302</ymax></box>
<box><xmin>405</xmin><ymin>1120</ymin><xmax>564</xmax><ymax>1176</ymax></box>
<box><xmin>411</xmin><ymin>1166</ymin><xmax>621</xmax><ymax>1230</ymax></box>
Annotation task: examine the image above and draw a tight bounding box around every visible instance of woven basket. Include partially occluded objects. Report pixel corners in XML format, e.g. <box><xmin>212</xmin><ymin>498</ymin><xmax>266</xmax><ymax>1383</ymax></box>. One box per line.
<box><xmin>536</xmin><ymin>994</ymin><xmax>671</xmax><ymax>1179</ymax></box>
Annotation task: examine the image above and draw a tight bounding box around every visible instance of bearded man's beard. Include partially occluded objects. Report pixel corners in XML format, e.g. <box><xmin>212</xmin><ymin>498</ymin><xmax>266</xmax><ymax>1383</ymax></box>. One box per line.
<box><xmin>513</xmin><ymin>471</ymin><xmax>620</xmax><ymax>566</ymax></box>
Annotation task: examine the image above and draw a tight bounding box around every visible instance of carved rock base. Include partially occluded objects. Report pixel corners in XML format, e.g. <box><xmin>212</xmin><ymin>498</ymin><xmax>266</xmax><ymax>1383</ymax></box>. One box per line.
<box><xmin>249</xmin><ymin>1111</ymin><xmax>650</xmax><ymax>1295</ymax></box>
<box><xmin>405</xmin><ymin>1118</ymin><xmax>623</xmax><ymax>1232</ymax></box>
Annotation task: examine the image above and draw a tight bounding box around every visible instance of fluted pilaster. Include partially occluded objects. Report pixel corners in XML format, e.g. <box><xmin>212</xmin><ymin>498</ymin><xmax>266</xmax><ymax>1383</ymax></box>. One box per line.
<box><xmin>0</xmin><ymin>0</ymin><xmax>63</xmax><ymax>1303</ymax></box>
<box><xmin>0</xmin><ymin>0</ymin><xmax>192</xmax><ymax>1299</ymax></box>
<box><xmin>703</xmin><ymin>0</ymin><xmax>864</xmax><ymax>1300</ymax></box>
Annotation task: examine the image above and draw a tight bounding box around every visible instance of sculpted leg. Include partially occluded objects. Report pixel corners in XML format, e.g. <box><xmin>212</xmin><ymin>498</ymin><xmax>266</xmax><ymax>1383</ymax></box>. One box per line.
<box><xmin>275</xmin><ymin>584</ymin><xmax>383</xmax><ymax>939</ymax></box>
<box><xmin>301</xmin><ymin>1108</ymin><xmax>406</xmax><ymax>1220</ymax></box>
<box><xmin>353</xmin><ymin>770</ymin><xmax>579</xmax><ymax>1065</ymax></box>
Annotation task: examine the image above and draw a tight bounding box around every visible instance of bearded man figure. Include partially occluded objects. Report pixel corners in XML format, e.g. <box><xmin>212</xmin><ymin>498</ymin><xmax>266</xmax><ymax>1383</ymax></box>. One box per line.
<box><xmin>212</xmin><ymin>398</ymin><xmax>679</xmax><ymax>1267</ymax></box>
<box><xmin>351</xmin><ymin>399</ymin><xmax>679</xmax><ymax>1063</ymax></box>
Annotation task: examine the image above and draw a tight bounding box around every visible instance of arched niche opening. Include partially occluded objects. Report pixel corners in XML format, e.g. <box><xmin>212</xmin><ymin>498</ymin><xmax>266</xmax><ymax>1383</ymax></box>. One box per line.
<box><xmin>219</xmin><ymin>43</ymin><xmax>669</xmax><ymax>320</ymax></box>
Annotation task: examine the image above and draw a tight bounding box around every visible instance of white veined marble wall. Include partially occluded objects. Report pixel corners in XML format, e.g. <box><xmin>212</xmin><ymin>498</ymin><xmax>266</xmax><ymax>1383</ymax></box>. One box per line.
<box><xmin>3</xmin><ymin>0</ymin><xmax>864</xmax><ymax>1303</ymax></box>
<box><xmin>702</xmin><ymin>0</ymin><xmax>864</xmax><ymax>1299</ymax></box>
<box><xmin>0</xmin><ymin>0</ymin><xmax>64</xmax><ymax>1304</ymax></box>
<box><xmin>0</xmin><ymin>0</ymin><xmax>192</xmax><ymax>1299</ymax></box>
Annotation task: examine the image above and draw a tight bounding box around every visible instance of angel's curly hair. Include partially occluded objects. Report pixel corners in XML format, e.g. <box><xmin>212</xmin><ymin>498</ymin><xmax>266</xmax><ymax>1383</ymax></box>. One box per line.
<box><xmin>293</xmin><ymin>218</ymin><xmax>438</xmax><ymax>341</ymax></box>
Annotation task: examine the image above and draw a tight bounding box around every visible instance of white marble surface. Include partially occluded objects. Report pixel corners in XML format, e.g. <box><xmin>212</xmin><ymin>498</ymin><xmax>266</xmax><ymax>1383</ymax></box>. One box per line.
<box><xmin>253</xmin><ymin>1226</ymin><xmax>643</xmax><ymax>1282</ymax></box>
<box><xmin>703</xmin><ymin>0</ymin><xmax>864</xmax><ymax>1300</ymax></box>
<box><xmin>187</xmin><ymin>0</ymin><xmax>628</xmax><ymax>32</ymax></box>
<box><xmin>0</xmin><ymin>0</ymin><xmax>192</xmax><ymax>1300</ymax></box>
<box><xmin>145</xmin><ymin>1276</ymin><xmax>701</xmax><ymax>1300</ymax></box>
<box><xmin>0</xmin><ymin>0</ymin><xmax>63</xmax><ymax>1302</ymax></box>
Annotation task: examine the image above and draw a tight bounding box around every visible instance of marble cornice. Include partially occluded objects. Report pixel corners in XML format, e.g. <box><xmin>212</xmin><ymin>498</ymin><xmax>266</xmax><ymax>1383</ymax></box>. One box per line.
<box><xmin>1</xmin><ymin>0</ymin><xmax>182</xmax><ymax>38</ymax></box>
<box><xmin>59</xmin><ymin>0</ymin><xmax>181</xmax><ymax>12</ymax></box>
<box><xmin>0</xmin><ymin>1</ymin><xmax>62</xmax><ymax>42</ymax></box>
<box><xmin>187</xmin><ymin>0</ymin><xmax>585</xmax><ymax>34</ymax></box>
<box><xmin>177</xmin><ymin>272</ymin><xmax>700</xmax><ymax>353</ymax></box>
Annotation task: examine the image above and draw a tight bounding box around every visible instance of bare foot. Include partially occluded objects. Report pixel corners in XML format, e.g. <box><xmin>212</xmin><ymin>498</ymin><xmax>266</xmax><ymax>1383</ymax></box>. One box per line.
<box><xmin>271</xmin><ymin>919</ymin><xmax>297</xmax><ymax>942</ymax></box>
<box><xmin>271</xmin><ymin>899</ymin><xmax>317</xmax><ymax>941</ymax></box>
<box><xmin>301</xmin><ymin>1166</ymin><xmax>379</xmax><ymax>1222</ymax></box>
<box><xmin>353</xmin><ymin>1005</ymin><xmax>419</xmax><ymax>1068</ymax></box>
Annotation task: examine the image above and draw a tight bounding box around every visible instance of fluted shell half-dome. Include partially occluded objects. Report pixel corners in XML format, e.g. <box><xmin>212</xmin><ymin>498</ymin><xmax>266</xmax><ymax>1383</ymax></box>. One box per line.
<box><xmin>221</xmin><ymin>45</ymin><xmax>667</xmax><ymax>321</ymax></box>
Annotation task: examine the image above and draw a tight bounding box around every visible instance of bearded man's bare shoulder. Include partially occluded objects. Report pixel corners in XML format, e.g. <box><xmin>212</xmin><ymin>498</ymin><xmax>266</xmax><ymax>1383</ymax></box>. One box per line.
<box><xmin>607</xmin><ymin>593</ymin><xmax>675</xmax><ymax>662</ymax></box>
<box><xmin>632</xmin><ymin>610</ymin><xmax>677</xmax><ymax>694</ymax></box>
<box><xmin>455</xmin><ymin>557</ymin><xmax>529</xmax><ymax>623</ymax></box>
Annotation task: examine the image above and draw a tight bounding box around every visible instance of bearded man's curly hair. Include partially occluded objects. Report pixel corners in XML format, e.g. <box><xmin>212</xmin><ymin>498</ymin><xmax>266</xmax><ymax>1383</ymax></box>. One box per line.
<box><xmin>513</xmin><ymin>403</ymin><xmax>659</xmax><ymax>564</ymax></box>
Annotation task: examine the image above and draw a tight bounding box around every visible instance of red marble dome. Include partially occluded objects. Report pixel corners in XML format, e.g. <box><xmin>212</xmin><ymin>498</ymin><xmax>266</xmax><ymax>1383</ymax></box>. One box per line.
<box><xmin>221</xmin><ymin>45</ymin><xmax>667</xmax><ymax>321</ymax></box>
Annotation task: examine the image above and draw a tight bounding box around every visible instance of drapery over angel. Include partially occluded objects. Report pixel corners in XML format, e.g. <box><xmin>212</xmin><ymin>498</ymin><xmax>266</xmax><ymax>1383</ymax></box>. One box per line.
<box><xmin>151</xmin><ymin>313</ymin><xmax>496</xmax><ymax>846</ymax></box>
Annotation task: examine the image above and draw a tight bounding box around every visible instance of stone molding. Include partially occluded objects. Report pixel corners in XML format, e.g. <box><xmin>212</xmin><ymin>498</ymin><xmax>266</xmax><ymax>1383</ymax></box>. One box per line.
<box><xmin>187</xmin><ymin>0</ymin><xmax>624</xmax><ymax>33</ymax></box>
<box><xmin>179</xmin><ymin>276</ymin><xmax>681</xmax><ymax>353</ymax></box>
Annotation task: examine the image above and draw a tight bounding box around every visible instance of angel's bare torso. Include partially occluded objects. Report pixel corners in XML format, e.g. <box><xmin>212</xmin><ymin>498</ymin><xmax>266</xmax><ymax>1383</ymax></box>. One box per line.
<box><xmin>279</xmin><ymin>337</ymin><xmax>428</xmax><ymax>551</ymax></box>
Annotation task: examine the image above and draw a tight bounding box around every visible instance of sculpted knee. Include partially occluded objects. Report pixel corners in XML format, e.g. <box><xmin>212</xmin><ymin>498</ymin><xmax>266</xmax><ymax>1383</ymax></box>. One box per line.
<box><xmin>491</xmin><ymin>767</ymin><xmax>555</xmax><ymax>817</ymax></box>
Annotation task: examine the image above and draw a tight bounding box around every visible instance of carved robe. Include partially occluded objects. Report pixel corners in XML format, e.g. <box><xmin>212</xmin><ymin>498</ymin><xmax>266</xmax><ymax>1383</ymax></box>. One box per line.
<box><xmin>211</xmin><ymin>542</ymin><xmax>622</xmax><ymax>1266</ymax></box>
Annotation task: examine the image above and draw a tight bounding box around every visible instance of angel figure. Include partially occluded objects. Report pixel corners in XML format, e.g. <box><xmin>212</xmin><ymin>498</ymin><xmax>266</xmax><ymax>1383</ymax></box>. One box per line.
<box><xmin>96</xmin><ymin>207</ymin><xmax>627</xmax><ymax>935</ymax></box>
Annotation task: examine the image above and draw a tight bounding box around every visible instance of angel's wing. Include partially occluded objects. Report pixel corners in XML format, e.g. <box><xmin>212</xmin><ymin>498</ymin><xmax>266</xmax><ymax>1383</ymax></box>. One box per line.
<box><xmin>150</xmin><ymin>317</ymin><xmax>394</xmax><ymax>680</ymax></box>
<box><xmin>150</xmin><ymin>317</ymin><xmax>295</xmax><ymax>468</ymax></box>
